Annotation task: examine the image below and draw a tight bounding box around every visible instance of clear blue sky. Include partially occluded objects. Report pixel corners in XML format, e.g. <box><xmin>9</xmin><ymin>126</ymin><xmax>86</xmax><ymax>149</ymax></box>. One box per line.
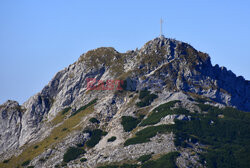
<box><xmin>0</xmin><ymin>0</ymin><xmax>250</xmax><ymax>104</ymax></box>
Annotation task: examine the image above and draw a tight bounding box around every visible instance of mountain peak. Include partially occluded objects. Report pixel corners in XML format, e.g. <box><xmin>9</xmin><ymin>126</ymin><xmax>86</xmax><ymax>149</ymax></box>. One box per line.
<box><xmin>0</xmin><ymin>36</ymin><xmax>250</xmax><ymax>168</ymax></box>
<box><xmin>141</xmin><ymin>36</ymin><xmax>180</xmax><ymax>51</ymax></box>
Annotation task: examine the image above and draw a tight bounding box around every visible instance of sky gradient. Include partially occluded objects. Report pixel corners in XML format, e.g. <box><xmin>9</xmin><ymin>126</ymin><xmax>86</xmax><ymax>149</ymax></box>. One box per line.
<box><xmin>0</xmin><ymin>0</ymin><xmax>250</xmax><ymax>104</ymax></box>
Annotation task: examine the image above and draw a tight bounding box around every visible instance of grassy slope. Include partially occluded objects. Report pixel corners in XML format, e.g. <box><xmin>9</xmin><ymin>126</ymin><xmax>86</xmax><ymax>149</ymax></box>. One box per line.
<box><xmin>0</xmin><ymin>104</ymin><xmax>95</xmax><ymax>168</ymax></box>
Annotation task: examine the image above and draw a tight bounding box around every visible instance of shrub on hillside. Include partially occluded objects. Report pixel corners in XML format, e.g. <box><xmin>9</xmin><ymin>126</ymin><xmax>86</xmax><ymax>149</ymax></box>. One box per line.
<box><xmin>107</xmin><ymin>136</ymin><xmax>117</xmax><ymax>142</ymax></box>
<box><xmin>136</xmin><ymin>90</ymin><xmax>158</xmax><ymax>107</ymax></box>
<box><xmin>89</xmin><ymin>117</ymin><xmax>99</xmax><ymax>124</ymax></box>
<box><xmin>121</xmin><ymin>116</ymin><xmax>140</xmax><ymax>132</ymax></box>
<box><xmin>137</xmin><ymin>154</ymin><xmax>152</xmax><ymax>163</ymax></box>
<box><xmin>86</xmin><ymin>129</ymin><xmax>106</xmax><ymax>148</ymax></box>
<box><xmin>63</xmin><ymin>147</ymin><xmax>86</xmax><ymax>163</ymax></box>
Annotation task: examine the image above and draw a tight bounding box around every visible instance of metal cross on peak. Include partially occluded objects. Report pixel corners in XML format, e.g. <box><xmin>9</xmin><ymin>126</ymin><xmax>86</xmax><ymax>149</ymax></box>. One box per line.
<box><xmin>160</xmin><ymin>18</ymin><xmax>165</xmax><ymax>38</ymax></box>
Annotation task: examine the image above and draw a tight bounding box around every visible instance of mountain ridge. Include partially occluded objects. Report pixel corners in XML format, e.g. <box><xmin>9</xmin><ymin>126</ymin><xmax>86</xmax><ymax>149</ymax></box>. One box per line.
<box><xmin>0</xmin><ymin>36</ymin><xmax>249</xmax><ymax>168</ymax></box>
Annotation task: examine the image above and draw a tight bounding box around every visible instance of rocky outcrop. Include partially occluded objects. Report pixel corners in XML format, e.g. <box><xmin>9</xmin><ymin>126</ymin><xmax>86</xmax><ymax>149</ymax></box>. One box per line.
<box><xmin>0</xmin><ymin>100</ymin><xmax>23</xmax><ymax>158</ymax></box>
<box><xmin>133</xmin><ymin>37</ymin><xmax>250</xmax><ymax>111</ymax></box>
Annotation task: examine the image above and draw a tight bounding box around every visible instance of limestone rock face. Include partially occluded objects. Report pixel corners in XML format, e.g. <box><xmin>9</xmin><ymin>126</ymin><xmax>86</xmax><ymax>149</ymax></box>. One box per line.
<box><xmin>0</xmin><ymin>100</ymin><xmax>22</xmax><ymax>158</ymax></box>
<box><xmin>0</xmin><ymin>37</ymin><xmax>249</xmax><ymax>167</ymax></box>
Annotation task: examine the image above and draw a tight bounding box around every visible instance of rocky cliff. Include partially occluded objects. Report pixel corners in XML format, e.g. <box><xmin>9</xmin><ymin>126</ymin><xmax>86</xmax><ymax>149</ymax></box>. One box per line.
<box><xmin>0</xmin><ymin>36</ymin><xmax>249</xmax><ymax>168</ymax></box>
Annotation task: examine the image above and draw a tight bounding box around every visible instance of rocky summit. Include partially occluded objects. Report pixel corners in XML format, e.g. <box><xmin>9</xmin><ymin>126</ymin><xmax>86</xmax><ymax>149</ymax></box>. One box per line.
<box><xmin>0</xmin><ymin>36</ymin><xmax>250</xmax><ymax>168</ymax></box>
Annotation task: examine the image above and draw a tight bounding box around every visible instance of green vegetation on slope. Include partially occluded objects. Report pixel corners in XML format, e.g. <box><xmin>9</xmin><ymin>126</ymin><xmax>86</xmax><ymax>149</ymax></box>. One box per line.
<box><xmin>138</xmin><ymin>90</ymin><xmax>151</xmax><ymax>99</ymax></box>
<box><xmin>137</xmin><ymin>154</ymin><xmax>152</xmax><ymax>163</ymax></box>
<box><xmin>2</xmin><ymin>159</ymin><xmax>10</xmax><ymax>163</ymax></box>
<box><xmin>124</xmin><ymin>101</ymin><xmax>250</xmax><ymax>168</ymax></box>
<box><xmin>80</xmin><ymin>158</ymin><xmax>87</xmax><ymax>162</ymax></box>
<box><xmin>107</xmin><ymin>136</ymin><xmax>117</xmax><ymax>142</ymax></box>
<box><xmin>141</xmin><ymin>152</ymin><xmax>179</xmax><ymax>168</ymax></box>
<box><xmin>124</xmin><ymin>125</ymin><xmax>174</xmax><ymax>146</ymax></box>
<box><xmin>173</xmin><ymin>105</ymin><xmax>250</xmax><ymax>168</ymax></box>
<box><xmin>89</xmin><ymin>117</ymin><xmax>99</xmax><ymax>124</ymax></box>
<box><xmin>21</xmin><ymin>160</ymin><xmax>31</xmax><ymax>166</ymax></box>
<box><xmin>71</xmin><ymin>99</ymin><xmax>97</xmax><ymax>117</ymax></box>
<box><xmin>63</xmin><ymin>147</ymin><xmax>85</xmax><ymax>163</ymax></box>
<box><xmin>97</xmin><ymin>152</ymin><xmax>179</xmax><ymax>168</ymax></box>
<box><xmin>51</xmin><ymin>107</ymin><xmax>71</xmax><ymax>126</ymax></box>
<box><xmin>98</xmin><ymin>164</ymin><xmax>139</xmax><ymax>168</ymax></box>
<box><xmin>85</xmin><ymin>129</ymin><xmax>107</xmax><ymax>148</ymax></box>
<box><xmin>98</xmin><ymin>166</ymin><xmax>119</xmax><ymax>168</ymax></box>
<box><xmin>61</xmin><ymin>107</ymin><xmax>71</xmax><ymax>115</ymax></box>
<box><xmin>121</xmin><ymin>116</ymin><xmax>141</xmax><ymax>132</ymax></box>
<box><xmin>140</xmin><ymin>100</ymin><xmax>181</xmax><ymax>126</ymax></box>
<box><xmin>136</xmin><ymin>90</ymin><xmax>158</xmax><ymax>107</ymax></box>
